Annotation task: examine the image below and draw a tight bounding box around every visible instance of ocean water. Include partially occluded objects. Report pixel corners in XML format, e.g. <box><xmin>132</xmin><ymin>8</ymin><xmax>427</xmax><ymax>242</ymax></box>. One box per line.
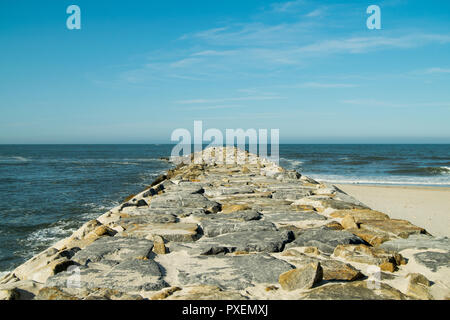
<box><xmin>0</xmin><ymin>144</ymin><xmax>449</xmax><ymax>274</ymax></box>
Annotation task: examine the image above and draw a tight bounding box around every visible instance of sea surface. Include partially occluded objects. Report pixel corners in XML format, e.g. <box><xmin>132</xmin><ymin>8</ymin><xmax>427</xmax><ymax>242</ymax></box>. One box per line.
<box><xmin>0</xmin><ymin>144</ymin><xmax>449</xmax><ymax>274</ymax></box>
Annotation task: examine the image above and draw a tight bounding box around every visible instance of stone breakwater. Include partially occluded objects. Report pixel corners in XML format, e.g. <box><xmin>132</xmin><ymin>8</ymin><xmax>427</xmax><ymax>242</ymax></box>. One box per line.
<box><xmin>1</xmin><ymin>147</ymin><xmax>449</xmax><ymax>300</ymax></box>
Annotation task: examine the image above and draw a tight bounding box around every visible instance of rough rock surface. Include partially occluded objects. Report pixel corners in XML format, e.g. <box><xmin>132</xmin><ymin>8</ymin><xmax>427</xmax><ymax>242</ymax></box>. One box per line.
<box><xmin>0</xmin><ymin>147</ymin><xmax>448</xmax><ymax>300</ymax></box>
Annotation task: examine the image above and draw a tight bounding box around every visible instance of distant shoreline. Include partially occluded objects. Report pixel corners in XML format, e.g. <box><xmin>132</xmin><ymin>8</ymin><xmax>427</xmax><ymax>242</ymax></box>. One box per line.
<box><xmin>328</xmin><ymin>182</ymin><xmax>450</xmax><ymax>190</ymax></box>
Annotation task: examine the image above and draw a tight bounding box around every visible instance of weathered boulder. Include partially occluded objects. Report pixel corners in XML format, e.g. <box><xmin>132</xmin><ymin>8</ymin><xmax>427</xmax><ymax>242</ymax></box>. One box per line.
<box><xmin>413</xmin><ymin>251</ymin><xmax>450</xmax><ymax>272</ymax></box>
<box><xmin>281</xmin><ymin>249</ymin><xmax>363</xmax><ymax>281</ymax></box>
<box><xmin>71</xmin><ymin>236</ymin><xmax>154</xmax><ymax>265</ymax></box>
<box><xmin>379</xmin><ymin>235</ymin><xmax>450</xmax><ymax>252</ymax></box>
<box><xmin>46</xmin><ymin>258</ymin><xmax>168</xmax><ymax>292</ymax></box>
<box><xmin>150</xmin><ymin>192</ymin><xmax>220</xmax><ymax>213</ymax></box>
<box><xmin>122</xmin><ymin>222</ymin><xmax>200</xmax><ymax>242</ymax></box>
<box><xmin>406</xmin><ymin>273</ymin><xmax>432</xmax><ymax>300</ymax></box>
<box><xmin>0</xmin><ymin>279</ymin><xmax>42</xmax><ymax>300</ymax></box>
<box><xmin>333</xmin><ymin>244</ymin><xmax>405</xmax><ymax>271</ymax></box>
<box><xmin>286</xmin><ymin>226</ymin><xmax>366</xmax><ymax>254</ymax></box>
<box><xmin>221</xmin><ymin>204</ymin><xmax>251</xmax><ymax>213</ymax></box>
<box><xmin>166</xmin><ymin>285</ymin><xmax>248</xmax><ymax>300</ymax></box>
<box><xmin>197</xmin><ymin>230</ymin><xmax>294</xmax><ymax>254</ymax></box>
<box><xmin>0</xmin><ymin>288</ymin><xmax>20</xmax><ymax>300</ymax></box>
<box><xmin>278</xmin><ymin>262</ymin><xmax>323</xmax><ymax>291</ymax></box>
<box><xmin>262</xmin><ymin>212</ymin><xmax>327</xmax><ymax>224</ymax></box>
<box><xmin>177</xmin><ymin>254</ymin><xmax>295</xmax><ymax>290</ymax></box>
<box><xmin>330</xmin><ymin>209</ymin><xmax>390</xmax><ymax>222</ymax></box>
<box><xmin>300</xmin><ymin>281</ymin><xmax>407</xmax><ymax>300</ymax></box>
<box><xmin>358</xmin><ymin>219</ymin><xmax>427</xmax><ymax>239</ymax></box>
<box><xmin>200</xmin><ymin>219</ymin><xmax>276</xmax><ymax>237</ymax></box>
<box><xmin>35</xmin><ymin>286</ymin><xmax>143</xmax><ymax>300</ymax></box>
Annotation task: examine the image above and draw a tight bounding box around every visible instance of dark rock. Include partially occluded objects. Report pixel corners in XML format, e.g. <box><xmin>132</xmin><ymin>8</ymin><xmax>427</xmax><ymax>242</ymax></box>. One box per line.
<box><xmin>300</xmin><ymin>281</ymin><xmax>407</xmax><ymax>300</ymax></box>
<box><xmin>178</xmin><ymin>254</ymin><xmax>295</xmax><ymax>290</ymax></box>
<box><xmin>380</xmin><ymin>235</ymin><xmax>450</xmax><ymax>252</ymax></box>
<box><xmin>46</xmin><ymin>259</ymin><xmax>168</xmax><ymax>292</ymax></box>
<box><xmin>134</xmin><ymin>199</ymin><xmax>147</xmax><ymax>207</ymax></box>
<box><xmin>279</xmin><ymin>262</ymin><xmax>323</xmax><ymax>290</ymax></box>
<box><xmin>286</xmin><ymin>226</ymin><xmax>366</xmax><ymax>254</ymax></box>
<box><xmin>150</xmin><ymin>174</ymin><xmax>167</xmax><ymax>187</ymax></box>
<box><xmin>198</xmin><ymin>230</ymin><xmax>294</xmax><ymax>254</ymax></box>
<box><xmin>413</xmin><ymin>251</ymin><xmax>450</xmax><ymax>272</ymax></box>
<box><xmin>72</xmin><ymin>237</ymin><xmax>154</xmax><ymax>266</ymax></box>
<box><xmin>263</xmin><ymin>212</ymin><xmax>326</xmax><ymax>224</ymax></box>
<box><xmin>200</xmin><ymin>220</ymin><xmax>276</xmax><ymax>237</ymax></box>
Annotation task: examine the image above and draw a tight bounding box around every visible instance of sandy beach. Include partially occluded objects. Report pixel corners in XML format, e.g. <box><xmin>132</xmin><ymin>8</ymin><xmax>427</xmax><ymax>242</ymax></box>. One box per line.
<box><xmin>335</xmin><ymin>184</ymin><xmax>450</xmax><ymax>238</ymax></box>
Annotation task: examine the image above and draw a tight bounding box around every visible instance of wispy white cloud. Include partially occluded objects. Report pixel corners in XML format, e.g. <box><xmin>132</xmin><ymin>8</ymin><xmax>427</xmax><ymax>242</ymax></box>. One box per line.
<box><xmin>179</xmin><ymin>104</ymin><xmax>245</xmax><ymax>111</ymax></box>
<box><xmin>270</xmin><ymin>0</ymin><xmax>306</xmax><ymax>13</ymax></box>
<box><xmin>170</xmin><ymin>58</ymin><xmax>202</xmax><ymax>68</ymax></box>
<box><xmin>176</xmin><ymin>96</ymin><xmax>286</xmax><ymax>104</ymax></box>
<box><xmin>341</xmin><ymin>99</ymin><xmax>450</xmax><ymax>108</ymax></box>
<box><xmin>424</xmin><ymin>67</ymin><xmax>450</xmax><ymax>74</ymax></box>
<box><xmin>305</xmin><ymin>8</ymin><xmax>326</xmax><ymax>17</ymax></box>
<box><xmin>297</xmin><ymin>82</ymin><xmax>357</xmax><ymax>88</ymax></box>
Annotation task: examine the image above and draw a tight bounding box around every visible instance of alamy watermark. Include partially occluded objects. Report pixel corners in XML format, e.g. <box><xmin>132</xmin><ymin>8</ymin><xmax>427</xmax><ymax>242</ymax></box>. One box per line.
<box><xmin>66</xmin><ymin>5</ymin><xmax>81</xmax><ymax>30</ymax></box>
<box><xmin>170</xmin><ymin>121</ymin><xmax>279</xmax><ymax>165</ymax></box>
<box><xmin>65</xmin><ymin>4</ymin><xmax>381</xmax><ymax>31</ymax></box>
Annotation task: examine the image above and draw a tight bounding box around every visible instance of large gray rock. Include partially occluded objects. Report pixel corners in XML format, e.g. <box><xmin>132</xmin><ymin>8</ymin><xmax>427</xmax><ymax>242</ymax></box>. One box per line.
<box><xmin>300</xmin><ymin>281</ymin><xmax>407</xmax><ymax>300</ymax></box>
<box><xmin>178</xmin><ymin>254</ymin><xmax>295</xmax><ymax>290</ymax></box>
<box><xmin>71</xmin><ymin>236</ymin><xmax>154</xmax><ymax>266</ymax></box>
<box><xmin>46</xmin><ymin>258</ymin><xmax>168</xmax><ymax>292</ymax></box>
<box><xmin>272</xmin><ymin>190</ymin><xmax>311</xmax><ymax>200</ymax></box>
<box><xmin>263</xmin><ymin>212</ymin><xmax>327</xmax><ymax>224</ymax></box>
<box><xmin>197</xmin><ymin>230</ymin><xmax>295</xmax><ymax>254</ymax></box>
<box><xmin>204</xmin><ymin>186</ymin><xmax>255</xmax><ymax>197</ymax></box>
<box><xmin>286</xmin><ymin>226</ymin><xmax>366</xmax><ymax>254</ymax></box>
<box><xmin>380</xmin><ymin>235</ymin><xmax>450</xmax><ymax>252</ymax></box>
<box><xmin>119</xmin><ymin>214</ymin><xmax>178</xmax><ymax>225</ymax></box>
<box><xmin>413</xmin><ymin>251</ymin><xmax>450</xmax><ymax>272</ymax></box>
<box><xmin>278</xmin><ymin>262</ymin><xmax>323</xmax><ymax>291</ymax></box>
<box><xmin>200</xmin><ymin>220</ymin><xmax>276</xmax><ymax>237</ymax></box>
<box><xmin>150</xmin><ymin>193</ymin><xmax>220</xmax><ymax>213</ymax></box>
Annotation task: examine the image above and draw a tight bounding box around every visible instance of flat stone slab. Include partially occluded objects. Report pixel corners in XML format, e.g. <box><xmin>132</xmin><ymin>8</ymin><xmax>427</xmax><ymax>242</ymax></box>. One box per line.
<box><xmin>281</xmin><ymin>249</ymin><xmax>363</xmax><ymax>281</ymax></box>
<box><xmin>413</xmin><ymin>251</ymin><xmax>450</xmax><ymax>272</ymax></box>
<box><xmin>122</xmin><ymin>222</ymin><xmax>200</xmax><ymax>242</ymax></box>
<box><xmin>358</xmin><ymin>219</ymin><xmax>427</xmax><ymax>239</ymax></box>
<box><xmin>286</xmin><ymin>226</ymin><xmax>366</xmax><ymax>254</ymax></box>
<box><xmin>71</xmin><ymin>237</ymin><xmax>154</xmax><ymax>266</ymax></box>
<box><xmin>263</xmin><ymin>212</ymin><xmax>327</xmax><ymax>224</ymax></box>
<box><xmin>46</xmin><ymin>258</ymin><xmax>168</xmax><ymax>292</ymax></box>
<box><xmin>176</xmin><ymin>254</ymin><xmax>295</xmax><ymax>290</ymax></box>
<box><xmin>197</xmin><ymin>230</ymin><xmax>295</xmax><ymax>254</ymax></box>
<box><xmin>200</xmin><ymin>220</ymin><xmax>276</xmax><ymax>237</ymax></box>
<box><xmin>330</xmin><ymin>209</ymin><xmax>390</xmax><ymax>222</ymax></box>
<box><xmin>300</xmin><ymin>281</ymin><xmax>407</xmax><ymax>300</ymax></box>
<box><xmin>150</xmin><ymin>193</ymin><xmax>221</xmax><ymax>213</ymax></box>
<box><xmin>379</xmin><ymin>235</ymin><xmax>450</xmax><ymax>252</ymax></box>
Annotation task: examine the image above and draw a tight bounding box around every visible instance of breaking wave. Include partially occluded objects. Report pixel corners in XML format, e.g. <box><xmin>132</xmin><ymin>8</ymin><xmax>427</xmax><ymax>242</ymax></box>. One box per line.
<box><xmin>387</xmin><ymin>166</ymin><xmax>450</xmax><ymax>176</ymax></box>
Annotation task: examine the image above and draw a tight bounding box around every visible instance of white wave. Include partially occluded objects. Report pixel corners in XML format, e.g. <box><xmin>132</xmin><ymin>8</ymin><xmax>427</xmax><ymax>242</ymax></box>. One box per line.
<box><xmin>0</xmin><ymin>271</ymin><xmax>10</xmax><ymax>279</ymax></box>
<box><xmin>0</xmin><ymin>156</ymin><xmax>30</xmax><ymax>162</ymax></box>
<box><xmin>280</xmin><ymin>157</ymin><xmax>303</xmax><ymax>168</ymax></box>
<box><xmin>308</xmin><ymin>174</ymin><xmax>450</xmax><ymax>186</ymax></box>
<box><xmin>26</xmin><ymin>222</ymin><xmax>73</xmax><ymax>245</ymax></box>
<box><xmin>81</xmin><ymin>202</ymin><xmax>112</xmax><ymax>212</ymax></box>
<box><xmin>110</xmin><ymin>161</ymin><xmax>139</xmax><ymax>166</ymax></box>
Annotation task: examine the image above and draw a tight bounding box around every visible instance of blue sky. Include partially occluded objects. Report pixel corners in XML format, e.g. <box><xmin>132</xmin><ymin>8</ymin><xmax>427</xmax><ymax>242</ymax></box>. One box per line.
<box><xmin>0</xmin><ymin>0</ymin><xmax>449</xmax><ymax>143</ymax></box>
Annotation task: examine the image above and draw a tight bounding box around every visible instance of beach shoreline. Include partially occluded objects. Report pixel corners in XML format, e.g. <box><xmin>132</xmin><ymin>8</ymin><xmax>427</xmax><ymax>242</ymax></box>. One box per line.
<box><xmin>334</xmin><ymin>183</ymin><xmax>450</xmax><ymax>238</ymax></box>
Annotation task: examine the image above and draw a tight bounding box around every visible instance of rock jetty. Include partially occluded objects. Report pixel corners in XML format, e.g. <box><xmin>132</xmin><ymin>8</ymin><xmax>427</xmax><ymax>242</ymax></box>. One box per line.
<box><xmin>1</xmin><ymin>147</ymin><xmax>449</xmax><ymax>300</ymax></box>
